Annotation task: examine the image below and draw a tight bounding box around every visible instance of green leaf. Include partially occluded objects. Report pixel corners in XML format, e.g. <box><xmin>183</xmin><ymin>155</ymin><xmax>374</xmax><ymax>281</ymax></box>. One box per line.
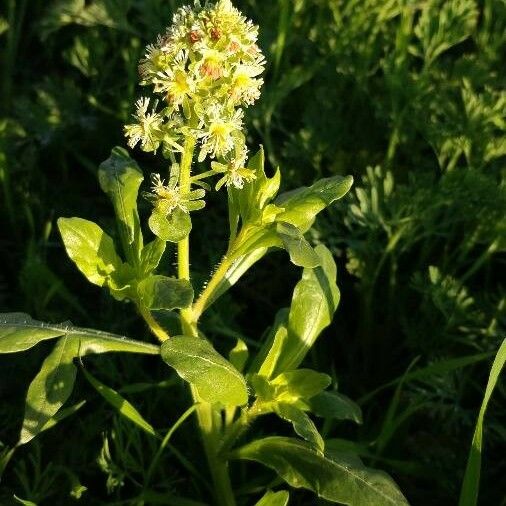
<box><xmin>149</xmin><ymin>208</ymin><xmax>192</xmax><ymax>243</ymax></box>
<box><xmin>161</xmin><ymin>336</ymin><xmax>248</xmax><ymax>407</ymax></box>
<box><xmin>275</xmin><ymin>403</ymin><xmax>324</xmax><ymax>452</ymax></box>
<box><xmin>57</xmin><ymin>217</ymin><xmax>131</xmax><ymax>292</ymax></box>
<box><xmin>98</xmin><ymin>147</ymin><xmax>144</xmax><ymax>263</ymax></box>
<box><xmin>0</xmin><ymin>312</ymin><xmax>159</xmax><ymax>355</ymax></box>
<box><xmin>40</xmin><ymin>400</ymin><xmax>87</xmax><ymax>433</ymax></box>
<box><xmin>82</xmin><ymin>368</ymin><xmax>157</xmax><ymax>438</ymax></box>
<box><xmin>19</xmin><ymin>336</ymin><xmax>79</xmax><ymax>445</ymax></box>
<box><xmin>235</xmin><ymin>437</ymin><xmax>409</xmax><ymax>505</ymax></box>
<box><xmin>270</xmin><ymin>369</ymin><xmax>331</xmax><ymax>403</ymax></box>
<box><xmin>459</xmin><ymin>339</ymin><xmax>506</xmax><ymax>506</ymax></box>
<box><xmin>137</xmin><ymin>275</ymin><xmax>194</xmax><ymax>311</ymax></box>
<box><xmin>273</xmin><ymin>245</ymin><xmax>340</xmax><ymax>374</ymax></box>
<box><xmin>0</xmin><ymin>445</ymin><xmax>16</xmax><ymax>479</ymax></box>
<box><xmin>230</xmin><ymin>147</ymin><xmax>281</xmax><ymax>226</ymax></box>
<box><xmin>305</xmin><ymin>391</ymin><xmax>363</xmax><ymax>424</ymax></box>
<box><xmin>276</xmin><ymin>222</ymin><xmax>321</xmax><ymax>268</ymax></box>
<box><xmin>255</xmin><ymin>490</ymin><xmax>290</xmax><ymax>506</ymax></box>
<box><xmin>140</xmin><ymin>238</ymin><xmax>166</xmax><ymax>275</ymax></box>
<box><xmin>229</xmin><ymin>339</ymin><xmax>249</xmax><ymax>373</ymax></box>
<box><xmin>275</xmin><ymin>175</ymin><xmax>353</xmax><ymax>232</ymax></box>
<box><xmin>255</xmin><ymin>309</ymin><xmax>289</xmax><ymax>378</ymax></box>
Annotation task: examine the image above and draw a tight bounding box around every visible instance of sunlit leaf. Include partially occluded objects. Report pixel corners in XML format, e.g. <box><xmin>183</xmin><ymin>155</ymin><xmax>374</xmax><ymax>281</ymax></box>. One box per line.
<box><xmin>0</xmin><ymin>312</ymin><xmax>159</xmax><ymax>355</ymax></box>
<box><xmin>149</xmin><ymin>208</ymin><xmax>192</xmax><ymax>243</ymax></box>
<box><xmin>255</xmin><ymin>489</ymin><xmax>289</xmax><ymax>506</ymax></box>
<box><xmin>58</xmin><ymin>217</ymin><xmax>125</xmax><ymax>287</ymax></box>
<box><xmin>235</xmin><ymin>437</ymin><xmax>409</xmax><ymax>505</ymax></box>
<box><xmin>276</xmin><ymin>221</ymin><xmax>321</xmax><ymax>268</ymax></box>
<box><xmin>276</xmin><ymin>175</ymin><xmax>354</xmax><ymax>232</ymax></box>
<box><xmin>161</xmin><ymin>336</ymin><xmax>248</xmax><ymax>407</ymax></box>
<box><xmin>98</xmin><ymin>146</ymin><xmax>144</xmax><ymax>262</ymax></box>
<box><xmin>272</xmin><ymin>245</ymin><xmax>340</xmax><ymax>374</ymax></box>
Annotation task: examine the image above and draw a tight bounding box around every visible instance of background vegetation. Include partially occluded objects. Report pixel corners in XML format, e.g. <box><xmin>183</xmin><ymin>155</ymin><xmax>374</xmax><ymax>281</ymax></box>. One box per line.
<box><xmin>0</xmin><ymin>0</ymin><xmax>504</xmax><ymax>504</ymax></box>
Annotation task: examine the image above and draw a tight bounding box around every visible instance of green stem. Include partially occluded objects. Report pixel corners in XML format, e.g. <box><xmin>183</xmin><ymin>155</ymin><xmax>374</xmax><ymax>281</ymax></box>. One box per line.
<box><xmin>176</xmin><ymin>134</ymin><xmax>236</xmax><ymax>506</ymax></box>
<box><xmin>139</xmin><ymin>306</ymin><xmax>170</xmax><ymax>342</ymax></box>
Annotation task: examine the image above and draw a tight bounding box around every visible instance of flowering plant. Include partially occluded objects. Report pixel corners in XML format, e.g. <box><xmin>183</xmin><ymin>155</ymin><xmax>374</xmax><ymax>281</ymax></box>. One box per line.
<box><xmin>0</xmin><ymin>1</ymin><xmax>409</xmax><ymax>504</ymax></box>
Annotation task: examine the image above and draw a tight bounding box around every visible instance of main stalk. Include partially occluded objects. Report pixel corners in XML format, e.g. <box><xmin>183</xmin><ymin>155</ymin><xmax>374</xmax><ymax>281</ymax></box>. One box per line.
<box><xmin>177</xmin><ymin>135</ymin><xmax>236</xmax><ymax>506</ymax></box>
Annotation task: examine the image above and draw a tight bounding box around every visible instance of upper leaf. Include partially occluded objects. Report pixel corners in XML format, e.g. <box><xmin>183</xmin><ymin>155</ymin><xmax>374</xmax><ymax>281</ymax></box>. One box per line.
<box><xmin>98</xmin><ymin>147</ymin><xmax>144</xmax><ymax>262</ymax></box>
<box><xmin>161</xmin><ymin>335</ymin><xmax>248</xmax><ymax>407</ymax></box>
<box><xmin>0</xmin><ymin>313</ymin><xmax>159</xmax><ymax>355</ymax></box>
<box><xmin>137</xmin><ymin>275</ymin><xmax>194</xmax><ymax>311</ymax></box>
<box><xmin>149</xmin><ymin>208</ymin><xmax>192</xmax><ymax>243</ymax></box>
<box><xmin>234</xmin><ymin>437</ymin><xmax>409</xmax><ymax>506</ymax></box>
<box><xmin>276</xmin><ymin>222</ymin><xmax>321</xmax><ymax>268</ymax></box>
<box><xmin>57</xmin><ymin>217</ymin><xmax>131</xmax><ymax>295</ymax></box>
<box><xmin>229</xmin><ymin>147</ymin><xmax>281</xmax><ymax>228</ymax></box>
<box><xmin>275</xmin><ymin>175</ymin><xmax>354</xmax><ymax>232</ymax></box>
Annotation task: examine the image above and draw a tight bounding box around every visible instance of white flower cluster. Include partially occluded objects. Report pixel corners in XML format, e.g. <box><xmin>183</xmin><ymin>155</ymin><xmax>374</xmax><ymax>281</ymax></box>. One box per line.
<box><xmin>125</xmin><ymin>0</ymin><xmax>265</xmax><ymax>195</ymax></box>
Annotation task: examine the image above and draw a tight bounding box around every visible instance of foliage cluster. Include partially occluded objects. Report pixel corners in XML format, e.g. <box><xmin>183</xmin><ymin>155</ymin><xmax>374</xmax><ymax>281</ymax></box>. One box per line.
<box><xmin>0</xmin><ymin>0</ymin><xmax>504</xmax><ymax>505</ymax></box>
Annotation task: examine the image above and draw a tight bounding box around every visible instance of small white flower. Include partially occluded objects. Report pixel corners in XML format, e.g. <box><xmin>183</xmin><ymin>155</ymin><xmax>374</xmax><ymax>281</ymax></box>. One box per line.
<box><xmin>124</xmin><ymin>98</ymin><xmax>164</xmax><ymax>152</ymax></box>
<box><xmin>199</xmin><ymin>106</ymin><xmax>243</xmax><ymax>160</ymax></box>
<box><xmin>212</xmin><ymin>144</ymin><xmax>256</xmax><ymax>190</ymax></box>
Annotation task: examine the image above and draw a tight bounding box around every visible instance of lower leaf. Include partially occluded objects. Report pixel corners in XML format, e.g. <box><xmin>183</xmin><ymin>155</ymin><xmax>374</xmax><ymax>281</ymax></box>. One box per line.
<box><xmin>19</xmin><ymin>336</ymin><xmax>79</xmax><ymax>446</ymax></box>
<box><xmin>234</xmin><ymin>436</ymin><xmax>409</xmax><ymax>506</ymax></box>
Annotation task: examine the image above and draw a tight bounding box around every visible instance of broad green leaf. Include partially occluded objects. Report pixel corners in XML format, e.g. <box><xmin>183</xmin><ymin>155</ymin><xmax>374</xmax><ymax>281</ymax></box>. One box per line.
<box><xmin>0</xmin><ymin>312</ymin><xmax>159</xmax><ymax>355</ymax></box>
<box><xmin>273</xmin><ymin>245</ymin><xmax>340</xmax><ymax>374</ymax></box>
<box><xmin>161</xmin><ymin>336</ymin><xmax>248</xmax><ymax>407</ymax></box>
<box><xmin>275</xmin><ymin>175</ymin><xmax>353</xmax><ymax>232</ymax></box>
<box><xmin>235</xmin><ymin>437</ymin><xmax>409</xmax><ymax>505</ymax></box>
<box><xmin>270</xmin><ymin>369</ymin><xmax>331</xmax><ymax>403</ymax></box>
<box><xmin>275</xmin><ymin>403</ymin><xmax>324</xmax><ymax>452</ymax></box>
<box><xmin>229</xmin><ymin>339</ymin><xmax>249</xmax><ymax>372</ymax></box>
<box><xmin>149</xmin><ymin>208</ymin><xmax>192</xmax><ymax>243</ymax></box>
<box><xmin>57</xmin><ymin>217</ymin><xmax>128</xmax><ymax>289</ymax></box>
<box><xmin>82</xmin><ymin>368</ymin><xmax>157</xmax><ymax>438</ymax></box>
<box><xmin>140</xmin><ymin>238</ymin><xmax>166</xmax><ymax>275</ymax></box>
<box><xmin>19</xmin><ymin>336</ymin><xmax>79</xmax><ymax>445</ymax></box>
<box><xmin>98</xmin><ymin>147</ymin><xmax>144</xmax><ymax>263</ymax></box>
<box><xmin>0</xmin><ymin>313</ymin><xmax>65</xmax><ymax>353</ymax></box>
<box><xmin>459</xmin><ymin>339</ymin><xmax>506</xmax><ymax>506</ymax></box>
<box><xmin>255</xmin><ymin>490</ymin><xmax>290</xmax><ymax>506</ymax></box>
<box><xmin>276</xmin><ymin>222</ymin><xmax>321</xmax><ymax>268</ymax></box>
<box><xmin>137</xmin><ymin>275</ymin><xmax>194</xmax><ymax>311</ymax></box>
<box><xmin>304</xmin><ymin>391</ymin><xmax>363</xmax><ymax>424</ymax></box>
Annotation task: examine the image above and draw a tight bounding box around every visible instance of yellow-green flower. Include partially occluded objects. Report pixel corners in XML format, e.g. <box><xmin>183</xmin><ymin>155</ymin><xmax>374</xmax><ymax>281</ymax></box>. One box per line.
<box><xmin>124</xmin><ymin>98</ymin><xmax>164</xmax><ymax>152</ymax></box>
<box><xmin>148</xmin><ymin>172</ymin><xmax>206</xmax><ymax>214</ymax></box>
<box><xmin>212</xmin><ymin>145</ymin><xmax>256</xmax><ymax>190</ymax></box>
